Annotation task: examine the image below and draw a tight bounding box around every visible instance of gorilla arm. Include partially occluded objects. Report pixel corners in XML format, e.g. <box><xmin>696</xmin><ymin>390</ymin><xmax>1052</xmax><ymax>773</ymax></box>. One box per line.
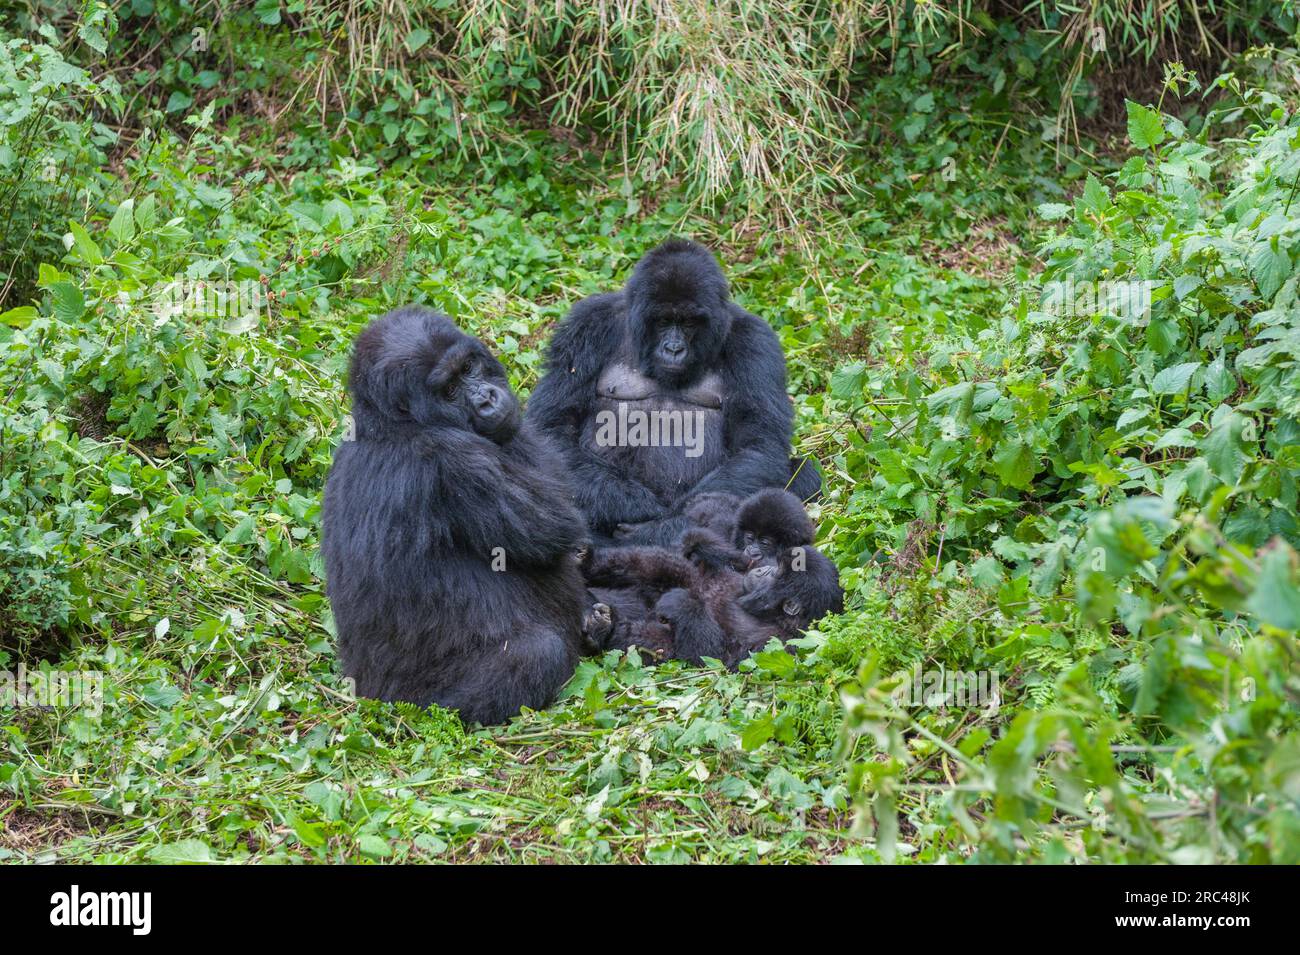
<box><xmin>423</xmin><ymin>427</ymin><xmax>587</xmax><ymax>567</ymax></box>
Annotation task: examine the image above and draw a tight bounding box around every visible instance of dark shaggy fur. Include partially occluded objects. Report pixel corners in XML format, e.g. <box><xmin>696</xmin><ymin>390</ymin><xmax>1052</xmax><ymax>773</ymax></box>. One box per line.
<box><xmin>731</xmin><ymin>490</ymin><xmax>844</xmax><ymax>627</ymax></box>
<box><xmin>583</xmin><ymin>490</ymin><xmax>843</xmax><ymax>666</ymax></box>
<box><xmin>526</xmin><ymin>238</ymin><xmax>819</xmax><ymax>548</ymax></box>
<box><xmin>322</xmin><ymin>306</ymin><xmax>589</xmax><ymax>725</ymax></box>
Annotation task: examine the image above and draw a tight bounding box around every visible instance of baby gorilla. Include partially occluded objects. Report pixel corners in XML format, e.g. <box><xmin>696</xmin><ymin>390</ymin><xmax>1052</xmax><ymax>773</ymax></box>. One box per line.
<box><xmin>583</xmin><ymin>489</ymin><xmax>843</xmax><ymax>666</ymax></box>
<box><xmin>731</xmin><ymin>489</ymin><xmax>844</xmax><ymax>628</ymax></box>
<box><xmin>322</xmin><ymin>306</ymin><xmax>593</xmax><ymax>725</ymax></box>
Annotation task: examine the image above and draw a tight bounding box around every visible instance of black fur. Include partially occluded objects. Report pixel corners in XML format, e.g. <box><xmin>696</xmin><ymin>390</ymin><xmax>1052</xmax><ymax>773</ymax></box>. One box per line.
<box><xmin>322</xmin><ymin>306</ymin><xmax>588</xmax><ymax>725</ymax></box>
<box><xmin>582</xmin><ymin>488</ymin><xmax>843</xmax><ymax>666</ymax></box>
<box><xmin>526</xmin><ymin>238</ymin><xmax>819</xmax><ymax>548</ymax></box>
<box><xmin>732</xmin><ymin>489</ymin><xmax>844</xmax><ymax>628</ymax></box>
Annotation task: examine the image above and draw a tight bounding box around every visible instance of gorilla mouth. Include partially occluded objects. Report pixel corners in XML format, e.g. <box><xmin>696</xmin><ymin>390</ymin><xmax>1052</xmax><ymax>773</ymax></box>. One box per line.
<box><xmin>474</xmin><ymin>405</ymin><xmax>520</xmax><ymax>439</ymax></box>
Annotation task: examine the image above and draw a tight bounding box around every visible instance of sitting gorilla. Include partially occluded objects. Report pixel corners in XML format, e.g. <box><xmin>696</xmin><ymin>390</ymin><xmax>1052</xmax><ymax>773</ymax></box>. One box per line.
<box><xmin>583</xmin><ymin>489</ymin><xmax>842</xmax><ymax>666</ymax></box>
<box><xmin>322</xmin><ymin>306</ymin><xmax>592</xmax><ymax>725</ymax></box>
<box><xmin>527</xmin><ymin>238</ymin><xmax>818</xmax><ymax>547</ymax></box>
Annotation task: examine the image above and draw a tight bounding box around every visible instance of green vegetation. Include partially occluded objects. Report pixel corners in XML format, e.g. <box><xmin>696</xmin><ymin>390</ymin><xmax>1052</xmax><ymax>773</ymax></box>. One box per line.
<box><xmin>1</xmin><ymin>2</ymin><xmax>1297</xmax><ymax>863</ymax></box>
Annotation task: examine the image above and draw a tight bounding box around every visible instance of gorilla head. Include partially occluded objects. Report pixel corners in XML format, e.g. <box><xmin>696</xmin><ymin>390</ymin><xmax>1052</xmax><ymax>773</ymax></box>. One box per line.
<box><xmin>735</xmin><ymin>488</ymin><xmax>814</xmax><ymax>565</ymax></box>
<box><xmin>731</xmin><ymin>489</ymin><xmax>842</xmax><ymax>626</ymax></box>
<box><xmin>348</xmin><ymin>306</ymin><xmax>520</xmax><ymax>441</ymax></box>
<box><xmin>625</xmin><ymin>238</ymin><xmax>733</xmax><ymax>382</ymax></box>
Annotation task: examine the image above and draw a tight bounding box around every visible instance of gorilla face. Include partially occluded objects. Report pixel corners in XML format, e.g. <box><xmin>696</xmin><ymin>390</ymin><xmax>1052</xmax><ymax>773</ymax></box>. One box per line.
<box><xmin>426</xmin><ymin>344</ymin><xmax>520</xmax><ymax>440</ymax></box>
<box><xmin>734</xmin><ymin>488</ymin><xmax>814</xmax><ymax>566</ymax></box>
<box><xmin>350</xmin><ymin>306</ymin><xmax>521</xmax><ymax>441</ymax></box>
<box><xmin>626</xmin><ymin>239</ymin><xmax>732</xmax><ymax>382</ymax></box>
<box><xmin>651</xmin><ymin>311</ymin><xmax>707</xmax><ymax>374</ymax></box>
<box><xmin>739</xmin><ymin>527</ymin><xmax>779</xmax><ymax>566</ymax></box>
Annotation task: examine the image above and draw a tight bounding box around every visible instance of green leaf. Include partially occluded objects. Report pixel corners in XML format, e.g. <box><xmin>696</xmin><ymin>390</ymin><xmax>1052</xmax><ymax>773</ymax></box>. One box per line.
<box><xmin>1081</xmin><ymin>175</ymin><xmax>1110</xmax><ymax>213</ymax></box>
<box><xmin>0</xmin><ymin>306</ymin><xmax>37</xmax><ymax>327</ymax></box>
<box><xmin>148</xmin><ymin>839</ymin><xmax>215</xmax><ymax>864</ymax></box>
<box><xmin>1126</xmin><ymin>100</ymin><xmax>1166</xmax><ymax>149</ymax></box>
<box><xmin>357</xmin><ymin>834</ymin><xmax>392</xmax><ymax>858</ymax></box>
<box><xmin>753</xmin><ymin>649</ymin><xmax>795</xmax><ymax>677</ymax></box>
<box><xmin>1151</xmin><ymin>361</ymin><xmax>1201</xmax><ymax>395</ymax></box>
<box><xmin>993</xmin><ymin>440</ymin><xmax>1038</xmax><ymax>489</ymax></box>
<box><xmin>830</xmin><ymin>362</ymin><xmax>868</xmax><ymax>401</ymax></box>
<box><xmin>969</xmin><ymin>555</ymin><xmax>1004</xmax><ymax>592</ymax></box>
<box><xmin>1202</xmin><ymin>409</ymin><xmax>1251</xmax><ymax>485</ymax></box>
<box><xmin>741</xmin><ymin>714</ymin><xmax>775</xmax><ymax>751</ymax></box>
<box><xmin>49</xmin><ymin>281</ymin><xmax>84</xmax><ymax>322</ymax></box>
<box><xmin>66</xmin><ymin>221</ymin><xmax>102</xmax><ymax>264</ymax></box>
<box><xmin>405</xmin><ymin>28</ymin><xmax>431</xmax><ymax>53</ymax></box>
<box><xmin>1248</xmin><ymin>545</ymin><xmax>1300</xmax><ymax>630</ymax></box>
<box><xmin>254</xmin><ymin>0</ymin><xmax>281</xmax><ymax>25</ymax></box>
<box><xmin>106</xmin><ymin>197</ymin><xmax>135</xmax><ymax>246</ymax></box>
<box><xmin>1249</xmin><ymin>239</ymin><xmax>1290</xmax><ymax>300</ymax></box>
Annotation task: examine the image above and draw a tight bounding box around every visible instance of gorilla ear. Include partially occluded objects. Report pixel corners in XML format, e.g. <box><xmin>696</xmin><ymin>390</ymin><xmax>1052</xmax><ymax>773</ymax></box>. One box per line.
<box><xmin>349</xmin><ymin>346</ymin><xmax>413</xmax><ymax>423</ymax></box>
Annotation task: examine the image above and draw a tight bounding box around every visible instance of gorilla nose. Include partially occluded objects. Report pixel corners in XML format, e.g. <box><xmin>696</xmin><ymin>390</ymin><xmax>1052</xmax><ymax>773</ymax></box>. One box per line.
<box><xmin>665</xmin><ymin>340</ymin><xmax>685</xmax><ymax>356</ymax></box>
<box><xmin>474</xmin><ymin>386</ymin><xmax>500</xmax><ymax>414</ymax></box>
<box><xmin>744</xmin><ymin>545</ymin><xmax>763</xmax><ymax>561</ymax></box>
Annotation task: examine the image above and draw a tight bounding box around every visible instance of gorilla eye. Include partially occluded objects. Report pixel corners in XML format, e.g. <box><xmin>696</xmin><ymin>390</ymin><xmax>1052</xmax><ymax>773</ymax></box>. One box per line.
<box><xmin>760</xmin><ymin>537</ymin><xmax>773</xmax><ymax>549</ymax></box>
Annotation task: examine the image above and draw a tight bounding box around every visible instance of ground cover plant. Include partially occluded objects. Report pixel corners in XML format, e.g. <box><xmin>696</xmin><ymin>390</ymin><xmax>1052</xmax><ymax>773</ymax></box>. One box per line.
<box><xmin>0</xmin><ymin>1</ymin><xmax>1297</xmax><ymax>863</ymax></box>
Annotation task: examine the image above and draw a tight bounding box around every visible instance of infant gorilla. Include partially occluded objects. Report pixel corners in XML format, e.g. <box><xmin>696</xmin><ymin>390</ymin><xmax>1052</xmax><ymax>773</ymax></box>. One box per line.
<box><xmin>582</xmin><ymin>489</ymin><xmax>843</xmax><ymax>666</ymax></box>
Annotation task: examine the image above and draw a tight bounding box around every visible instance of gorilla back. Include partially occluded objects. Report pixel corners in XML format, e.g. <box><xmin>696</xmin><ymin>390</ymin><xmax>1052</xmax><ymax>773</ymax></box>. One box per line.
<box><xmin>322</xmin><ymin>306</ymin><xmax>588</xmax><ymax>725</ymax></box>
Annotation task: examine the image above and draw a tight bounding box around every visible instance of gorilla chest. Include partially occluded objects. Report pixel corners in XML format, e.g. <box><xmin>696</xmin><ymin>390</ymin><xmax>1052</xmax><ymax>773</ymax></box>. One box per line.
<box><xmin>586</xmin><ymin>362</ymin><xmax>725</xmax><ymax>497</ymax></box>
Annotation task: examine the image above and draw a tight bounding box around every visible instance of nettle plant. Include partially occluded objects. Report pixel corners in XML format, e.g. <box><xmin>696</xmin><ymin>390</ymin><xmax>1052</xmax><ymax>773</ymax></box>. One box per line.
<box><xmin>836</xmin><ymin>80</ymin><xmax>1300</xmax><ymax>861</ymax></box>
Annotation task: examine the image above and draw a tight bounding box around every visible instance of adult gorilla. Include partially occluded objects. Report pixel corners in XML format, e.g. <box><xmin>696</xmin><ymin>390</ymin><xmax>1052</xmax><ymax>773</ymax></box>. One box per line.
<box><xmin>322</xmin><ymin>306</ymin><xmax>591</xmax><ymax>725</ymax></box>
<box><xmin>527</xmin><ymin>239</ymin><xmax>815</xmax><ymax>546</ymax></box>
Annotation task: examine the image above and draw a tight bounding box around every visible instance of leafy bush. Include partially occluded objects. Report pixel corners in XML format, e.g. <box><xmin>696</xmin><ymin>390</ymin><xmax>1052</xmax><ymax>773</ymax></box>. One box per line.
<box><xmin>832</xmin><ymin>69</ymin><xmax>1300</xmax><ymax>862</ymax></box>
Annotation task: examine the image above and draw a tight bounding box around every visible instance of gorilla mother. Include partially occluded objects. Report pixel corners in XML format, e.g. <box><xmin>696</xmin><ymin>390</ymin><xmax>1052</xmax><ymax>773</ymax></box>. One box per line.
<box><xmin>527</xmin><ymin>239</ymin><xmax>815</xmax><ymax>546</ymax></box>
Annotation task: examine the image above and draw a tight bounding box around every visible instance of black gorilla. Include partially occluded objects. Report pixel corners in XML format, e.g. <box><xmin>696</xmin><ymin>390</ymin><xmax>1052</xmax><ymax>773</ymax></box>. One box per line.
<box><xmin>583</xmin><ymin>489</ymin><xmax>843</xmax><ymax>666</ymax></box>
<box><xmin>527</xmin><ymin>238</ymin><xmax>818</xmax><ymax>547</ymax></box>
<box><xmin>730</xmin><ymin>489</ymin><xmax>844</xmax><ymax>626</ymax></box>
<box><xmin>321</xmin><ymin>306</ymin><xmax>591</xmax><ymax>725</ymax></box>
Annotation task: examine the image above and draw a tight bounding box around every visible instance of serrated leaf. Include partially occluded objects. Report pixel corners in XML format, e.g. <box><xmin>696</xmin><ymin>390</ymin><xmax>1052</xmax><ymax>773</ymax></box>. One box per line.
<box><xmin>993</xmin><ymin>440</ymin><xmax>1038</xmax><ymax>489</ymax></box>
<box><xmin>1202</xmin><ymin>409</ymin><xmax>1250</xmax><ymax>485</ymax></box>
<box><xmin>49</xmin><ymin>281</ymin><xmax>84</xmax><ymax>322</ymax></box>
<box><xmin>1249</xmin><ymin>239</ymin><xmax>1290</xmax><ymax>300</ymax></box>
<box><xmin>1081</xmin><ymin>175</ymin><xmax>1110</xmax><ymax>213</ymax></box>
<box><xmin>1152</xmin><ymin>361</ymin><xmax>1201</xmax><ymax>395</ymax></box>
<box><xmin>1126</xmin><ymin>100</ymin><xmax>1165</xmax><ymax>149</ymax></box>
